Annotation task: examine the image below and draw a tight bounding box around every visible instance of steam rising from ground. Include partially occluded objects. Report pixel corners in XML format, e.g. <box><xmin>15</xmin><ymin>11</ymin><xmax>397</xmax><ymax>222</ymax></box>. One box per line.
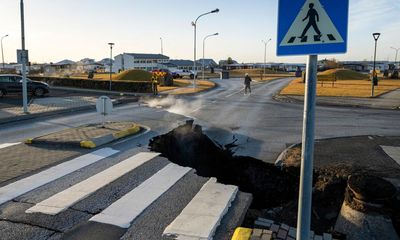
<box><xmin>144</xmin><ymin>96</ymin><xmax>203</xmax><ymax>117</ymax></box>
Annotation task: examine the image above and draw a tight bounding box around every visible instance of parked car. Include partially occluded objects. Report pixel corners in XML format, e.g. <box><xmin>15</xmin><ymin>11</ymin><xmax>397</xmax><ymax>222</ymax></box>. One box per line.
<box><xmin>171</xmin><ymin>69</ymin><xmax>198</xmax><ymax>79</ymax></box>
<box><xmin>0</xmin><ymin>74</ymin><xmax>50</xmax><ymax>97</ymax></box>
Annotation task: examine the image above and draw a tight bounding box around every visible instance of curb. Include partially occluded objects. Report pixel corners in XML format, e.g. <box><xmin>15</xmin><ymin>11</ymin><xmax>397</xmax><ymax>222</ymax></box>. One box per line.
<box><xmin>274</xmin><ymin>143</ymin><xmax>300</xmax><ymax>168</ymax></box>
<box><xmin>80</xmin><ymin>124</ymin><xmax>141</xmax><ymax>149</ymax></box>
<box><xmin>231</xmin><ymin>227</ymin><xmax>252</xmax><ymax>240</ymax></box>
<box><xmin>273</xmin><ymin>94</ymin><xmax>400</xmax><ymax>110</ymax></box>
<box><xmin>26</xmin><ymin>123</ymin><xmax>143</xmax><ymax>149</ymax></box>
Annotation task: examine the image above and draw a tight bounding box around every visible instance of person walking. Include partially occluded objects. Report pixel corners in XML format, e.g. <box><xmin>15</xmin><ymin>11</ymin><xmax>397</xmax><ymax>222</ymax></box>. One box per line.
<box><xmin>151</xmin><ymin>75</ymin><xmax>159</xmax><ymax>96</ymax></box>
<box><xmin>244</xmin><ymin>73</ymin><xmax>252</xmax><ymax>95</ymax></box>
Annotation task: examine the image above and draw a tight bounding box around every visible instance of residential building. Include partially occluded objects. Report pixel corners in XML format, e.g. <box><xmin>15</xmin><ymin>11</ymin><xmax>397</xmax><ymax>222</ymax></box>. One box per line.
<box><xmin>168</xmin><ymin>59</ymin><xmax>202</xmax><ymax>71</ymax></box>
<box><xmin>113</xmin><ymin>53</ymin><xmax>169</xmax><ymax>72</ymax></box>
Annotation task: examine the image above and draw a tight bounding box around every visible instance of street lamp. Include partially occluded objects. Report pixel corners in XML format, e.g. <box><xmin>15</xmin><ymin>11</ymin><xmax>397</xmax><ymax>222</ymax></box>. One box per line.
<box><xmin>192</xmin><ymin>8</ymin><xmax>219</xmax><ymax>89</ymax></box>
<box><xmin>108</xmin><ymin>42</ymin><xmax>115</xmax><ymax>91</ymax></box>
<box><xmin>371</xmin><ymin>33</ymin><xmax>380</xmax><ymax>97</ymax></box>
<box><xmin>160</xmin><ymin>37</ymin><xmax>164</xmax><ymax>55</ymax></box>
<box><xmin>262</xmin><ymin>38</ymin><xmax>272</xmax><ymax>80</ymax></box>
<box><xmin>391</xmin><ymin>47</ymin><xmax>399</xmax><ymax>68</ymax></box>
<box><xmin>202</xmin><ymin>32</ymin><xmax>218</xmax><ymax>80</ymax></box>
<box><xmin>1</xmin><ymin>34</ymin><xmax>9</xmax><ymax>69</ymax></box>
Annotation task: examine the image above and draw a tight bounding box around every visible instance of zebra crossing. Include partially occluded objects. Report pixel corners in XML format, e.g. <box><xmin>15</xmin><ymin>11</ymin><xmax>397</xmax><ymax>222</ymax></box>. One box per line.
<box><xmin>0</xmin><ymin>147</ymin><xmax>251</xmax><ymax>240</ymax></box>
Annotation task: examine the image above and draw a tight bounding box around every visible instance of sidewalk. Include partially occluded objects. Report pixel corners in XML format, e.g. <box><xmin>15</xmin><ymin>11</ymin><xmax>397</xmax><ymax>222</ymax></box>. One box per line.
<box><xmin>0</xmin><ymin>94</ymin><xmax>137</xmax><ymax>125</ymax></box>
<box><xmin>275</xmin><ymin>89</ymin><xmax>400</xmax><ymax>110</ymax></box>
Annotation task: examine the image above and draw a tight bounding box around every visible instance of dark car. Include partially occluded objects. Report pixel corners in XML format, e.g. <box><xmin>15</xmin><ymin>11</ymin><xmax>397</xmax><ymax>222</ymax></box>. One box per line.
<box><xmin>0</xmin><ymin>74</ymin><xmax>50</xmax><ymax>98</ymax></box>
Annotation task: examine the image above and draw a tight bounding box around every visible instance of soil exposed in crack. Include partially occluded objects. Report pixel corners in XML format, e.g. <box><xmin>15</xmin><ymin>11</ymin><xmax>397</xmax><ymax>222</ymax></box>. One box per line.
<box><xmin>150</xmin><ymin>121</ymin><xmax>300</xmax><ymax>208</ymax></box>
<box><xmin>149</xmin><ymin>121</ymin><xmax>355</xmax><ymax>234</ymax></box>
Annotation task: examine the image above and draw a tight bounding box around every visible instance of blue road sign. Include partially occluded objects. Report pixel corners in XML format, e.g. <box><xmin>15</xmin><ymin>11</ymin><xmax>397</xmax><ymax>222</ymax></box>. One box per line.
<box><xmin>277</xmin><ymin>0</ymin><xmax>349</xmax><ymax>56</ymax></box>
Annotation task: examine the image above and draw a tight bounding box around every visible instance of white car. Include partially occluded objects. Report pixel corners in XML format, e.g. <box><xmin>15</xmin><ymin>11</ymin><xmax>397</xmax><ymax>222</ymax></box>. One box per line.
<box><xmin>171</xmin><ymin>69</ymin><xmax>198</xmax><ymax>79</ymax></box>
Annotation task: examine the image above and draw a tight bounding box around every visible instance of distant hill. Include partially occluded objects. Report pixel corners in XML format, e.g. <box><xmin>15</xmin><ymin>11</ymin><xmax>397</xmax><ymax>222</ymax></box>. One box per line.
<box><xmin>113</xmin><ymin>69</ymin><xmax>152</xmax><ymax>81</ymax></box>
<box><xmin>320</xmin><ymin>69</ymin><xmax>368</xmax><ymax>80</ymax></box>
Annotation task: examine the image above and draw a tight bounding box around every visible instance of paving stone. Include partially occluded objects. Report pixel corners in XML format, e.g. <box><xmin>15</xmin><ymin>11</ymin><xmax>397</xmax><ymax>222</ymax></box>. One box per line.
<box><xmin>260</xmin><ymin>233</ymin><xmax>272</xmax><ymax>240</ymax></box>
<box><xmin>281</xmin><ymin>223</ymin><xmax>290</xmax><ymax>231</ymax></box>
<box><xmin>277</xmin><ymin>229</ymin><xmax>288</xmax><ymax>239</ymax></box>
<box><xmin>288</xmin><ymin>227</ymin><xmax>296</xmax><ymax>238</ymax></box>
<box><xmin>262</xmin><ymin>229</ymin><xmax>273</xmax><ymax>235</ymax></box>
<box><xmin>252</xmin><ymin>228</ymin><xmax>263</xmax><ymax>237</ymax></box>
<box><xmin>257</xmin><ymin>217</ymin><xmax>274</xmax><ymax>225</ymax></box>
<box><xmin>255</xmin><ymin>220</ymin><xmax>272</xmax><ymax>228</ymax></box>
<box><xmin>270</xmin><ymin>224</ymin><xmax>280</xmax><ymax>233</ymax></box>
<box><xmin>250</xmin><ymin>236</ymin><xmax>261</xmax><ymax>240</ymax></box>
<box><xmin>323</xmin><ymin>233</ymin><xmax>333</xmax><ymax>240</ymax></box>
<box><xmin>287</xmin><ymin>237</ymin><xmax>295</xmax><ymax>240</ymax></box>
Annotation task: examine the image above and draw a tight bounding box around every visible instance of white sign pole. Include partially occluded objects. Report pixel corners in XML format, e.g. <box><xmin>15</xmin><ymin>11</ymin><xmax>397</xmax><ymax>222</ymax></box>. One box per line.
<box><xmin>296</xmin><ymin>54</ymin><xmax>318</xmax><ymax>240</ymax></box>
<box><xmin>20</xmin><ymin>0</ymin><xmax>28</xmax><ymax>113</ymax></box>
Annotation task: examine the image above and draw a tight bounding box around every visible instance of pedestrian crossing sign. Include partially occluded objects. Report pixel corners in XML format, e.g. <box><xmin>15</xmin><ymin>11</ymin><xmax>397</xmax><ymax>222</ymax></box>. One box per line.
<box><xmin>277</xmin><ymin>0</ymin><xmax>349</xmax><ymax>56</ymax></box>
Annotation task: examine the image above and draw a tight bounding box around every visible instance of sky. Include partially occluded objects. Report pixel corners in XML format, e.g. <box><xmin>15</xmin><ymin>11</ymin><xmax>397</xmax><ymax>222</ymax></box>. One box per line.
<box><xmin>0</xmin><ymin>0</ymin><xmax>399</xmax><ymax>64</ymax></box>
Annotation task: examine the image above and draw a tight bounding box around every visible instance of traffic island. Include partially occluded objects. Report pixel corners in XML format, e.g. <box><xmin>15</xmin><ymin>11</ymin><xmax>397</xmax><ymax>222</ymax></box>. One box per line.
<box><xmin>26</xmin><ymin>121</ymin><xmax>142</xmax><ymax>149</ymax></box>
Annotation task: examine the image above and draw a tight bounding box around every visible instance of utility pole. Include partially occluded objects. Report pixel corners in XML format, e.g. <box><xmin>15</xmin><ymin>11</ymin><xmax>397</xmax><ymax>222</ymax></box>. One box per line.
<box><xmin>391</xmin><ymin>47</ymin><xmax>399</xmax><ymax>67</ymax></box>
<box><xmin>192</xmin><ymin>8</ymin><xmax>219</xmax><ymax>89</ymax></box>
<box><xmin>371</xmin><ymin>33</ymin><xmax>381</xmax><ymax>97</ymax></box>
<box><xmin>202</xmin><ymin>33</ymin><xmax>218</xmax><ymax>81</ymax></box>
<box><xmin>262</xmin><ymin>38</ymin><xmax>271</xmax><ymax>80</ymax></box>
<box><xmin>160</xmin><ymin>37</ymin><xmax>164</xmax><ymax>55</ymax></box>
<box><xmin>1</xmin><ymin>34</ymin><xmax>9</xmax><ymax>69</ymax></box>
<box><xmin>108</xmin><ymin>43</ymin><xmax>115</xmax><ymax>91</ymax></box>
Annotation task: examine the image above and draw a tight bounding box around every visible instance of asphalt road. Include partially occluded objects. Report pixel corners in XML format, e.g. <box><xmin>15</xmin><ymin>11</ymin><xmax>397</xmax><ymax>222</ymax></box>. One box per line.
<box><xmin>1</xmin><ymin>77</ymin><xmax>400</xmax><ymax>239</ymax></box>
<box><xmin>1</xmin><ymin>77</ymin><xmax>400</xmax><ymax>162</ymax></box>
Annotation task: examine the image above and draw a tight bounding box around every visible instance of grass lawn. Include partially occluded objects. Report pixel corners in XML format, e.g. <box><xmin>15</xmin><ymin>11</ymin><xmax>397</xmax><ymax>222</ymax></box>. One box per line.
<box><xmin>280</xmin><ymin>78</ymin><xmax>400</xmax><ymax>97</ymax></box>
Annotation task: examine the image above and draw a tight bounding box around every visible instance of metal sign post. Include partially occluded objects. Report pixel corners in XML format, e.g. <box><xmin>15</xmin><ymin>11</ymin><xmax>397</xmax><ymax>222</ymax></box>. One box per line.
<box><xmin>277</xmin><ymin>1</ymin><xmax>349</xmax><ymax>239</ymax></box>
<box><xmin>20</xmin><ymin>0</ymin><xmax>28</xmax><ymax>113</ymax></box>
<box><xmin>96</xmin><ymin>96</ymin><xmax>113</xmax><ymax>128</ymax></box>
<box><xmin>297</xmin><ymin>55</ymin><xmax>317</xmax><ymax>240</ymax></box>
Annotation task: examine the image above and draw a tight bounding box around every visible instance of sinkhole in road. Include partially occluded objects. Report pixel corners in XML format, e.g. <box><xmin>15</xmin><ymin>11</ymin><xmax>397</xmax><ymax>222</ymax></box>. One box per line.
<box><xmin>148</xmin><ymin>121</ymin><xmax>351</xmax><ymax>233</ymax></box>
<box><xmin>149</xmin><ymin>121</ymin><xmax>400</xmax><ymax>235</ymax></box>
<box><xmin>149</xmin><ymin>120</ymin><xmax>300</xmax><ymax>209</ymax></box>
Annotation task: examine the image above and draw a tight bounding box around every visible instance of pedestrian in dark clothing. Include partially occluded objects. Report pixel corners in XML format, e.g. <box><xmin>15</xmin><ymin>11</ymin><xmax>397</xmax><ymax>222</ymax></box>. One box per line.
<box><xmin>244</xmin><ymin>73</ymin><xmax>252</xmax><ymax>94</ymax></box>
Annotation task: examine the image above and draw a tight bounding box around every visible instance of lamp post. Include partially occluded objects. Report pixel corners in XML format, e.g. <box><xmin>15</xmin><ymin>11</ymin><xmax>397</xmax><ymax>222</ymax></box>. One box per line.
<box><xmin>262</xmin><ymin>38</ymin><xmax>271</xmax><ymax>80</ymax></box>
<box><xmin>160</xmin><ymin>37</ymin><xmax>164</xmax><ymax>55</ymax></box>
<box><xmin>202</xmin><ymin>32</ymin><xmax>218</xmax><ymax>81</ymax></box>
<box><xmin>108</xmin><ymin>42</ymin><xmax>114</xmax><ymax>91</ymax></box>
<box><xmin>371</xmin><ymin>33</ymin><xmax>380</xmax><ymax>97</ymax></box>
<box><xmin>192</xmin><ymin>8</ymin><xmax>219</xmax><ymax>89</ymax></box>
<box><xmin>391</xmin><ymin>47</ymin><xmax>399</xmax><ymax>68</ymax></box>
<box><xmin>1</xmin><ymin>34</ymin><xmax>9</xmax><ymax>69</ymax></box>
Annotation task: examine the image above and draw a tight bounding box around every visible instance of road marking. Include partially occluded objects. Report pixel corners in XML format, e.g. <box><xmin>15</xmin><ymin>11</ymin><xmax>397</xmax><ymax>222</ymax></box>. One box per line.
<box><xmin>163</xmin><ymin>178</ymin><xmax>238</xmax><ymax>239</ymax></box>
<box><xmin>0</xmin><ymin>148</ymin><xmax>119</xmax><ymax>206</ymax></box>
<box><xmin>26</xmin><ymin>152</ymin><xmax>160</xmax><ymax>215</ymax></box>
<box><xmin>380</xmin><ymin>145</ymin><xmax>400</xmax><ymax>166</ymax></box>
<box><xmin>0</xmin><ymin>143</ymin><xmax>20</xmax><ymax>149</ymax></box>
<box><xmin>90</xmin><ymin>163</ymin><xmax>191</xmax><ymax>228</ymax></box>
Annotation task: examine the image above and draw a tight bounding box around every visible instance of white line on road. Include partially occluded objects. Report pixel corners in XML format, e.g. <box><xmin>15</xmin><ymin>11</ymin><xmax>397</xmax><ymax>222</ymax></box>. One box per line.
<box><xmin>163</xmin><ymin>178</ymin><xmax>238</xmax><ymax>239</ymax></box>
<box><xmin>380</xmin><ymin>145</ymin><xmax>400</xmax><ymax>166</ymax></box>
<box><xmin>0</xmin><ymin>143</ymin><xmax>20</xmax><ymax>149</ymax></box>
<box><xmin>90</xmin><ymin>163</ymin><xmax>191</xmax><ymax>228</ymax></box>
<box><xmin>26</xmin><ymin>152</ymin><xmax>159</xmax><ymax>215</ymax></box>
<box><xmin>0</xmin><ymin>148</ymin><xmax>119</xmax><ymax>206</ymax></box>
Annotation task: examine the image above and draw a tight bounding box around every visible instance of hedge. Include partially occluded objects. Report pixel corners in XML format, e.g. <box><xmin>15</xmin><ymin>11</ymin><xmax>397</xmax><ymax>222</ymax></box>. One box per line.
<box><xmin>29</xmin><ymin>77</ymin><xmax>152</xmax><ymax>93</ymax></box>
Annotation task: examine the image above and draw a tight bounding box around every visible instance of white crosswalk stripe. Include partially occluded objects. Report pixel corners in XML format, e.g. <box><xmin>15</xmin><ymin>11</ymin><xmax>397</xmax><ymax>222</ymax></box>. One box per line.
<box><xmin>163</xmin><ymin>178</ymin><xmax>238</xmax><ymax>240</ymax></box>
<box><xmin>0</xmin><ymin>147</ymin><xmax>119</xmax><ymax>206</ymax></box>
<box><xmin>26</xmin><ymin>152</ymin><xmax>160</xmax><ymax>215</ymax></box>
<box><xmin>0</xmin><ymin>142</ymin><xmax>20</xmax><ymax>149</ymax></box>
<box><xmin>89</xmin><ymin>163</ymin><xmax>191</xmax><ymax>228</ymax></box>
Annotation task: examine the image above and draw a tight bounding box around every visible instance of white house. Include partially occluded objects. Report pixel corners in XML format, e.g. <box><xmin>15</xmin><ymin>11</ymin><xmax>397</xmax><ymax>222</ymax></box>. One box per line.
<box><xmin>113</xmin><ymin>53</ymin><xmax>169</xmax><ymax>72</ymax></box>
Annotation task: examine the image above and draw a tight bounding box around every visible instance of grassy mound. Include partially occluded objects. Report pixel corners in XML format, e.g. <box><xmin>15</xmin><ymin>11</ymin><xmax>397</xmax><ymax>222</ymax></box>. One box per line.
<box><xmin>113</xmin><ymin>69</ymin><xmax>152</xmax><ymax>81</ymax></box>
<box><xmin>320</xmin><ymin>69</ymin><xmax>368</xmax><ymax>80</ymax></box>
